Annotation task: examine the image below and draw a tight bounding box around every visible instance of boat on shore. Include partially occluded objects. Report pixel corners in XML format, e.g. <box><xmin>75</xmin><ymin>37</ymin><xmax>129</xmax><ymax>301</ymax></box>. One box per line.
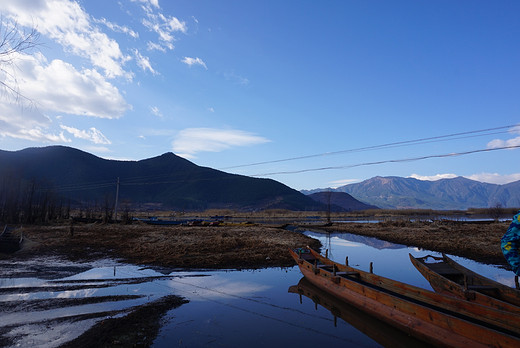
<box><xmin>0</xmin><ymin>225</ymin><xmax>23</xmax><ymax>253</ymax></box>
<box><xmin>289</xmin><ymin>247</ymin><xmax>520</xmax><ymax>347</ymax></box>
<box><xmin>410</xmin><ymin>253</ymin><xmax>520</xmax><ymax>309</ymax></box>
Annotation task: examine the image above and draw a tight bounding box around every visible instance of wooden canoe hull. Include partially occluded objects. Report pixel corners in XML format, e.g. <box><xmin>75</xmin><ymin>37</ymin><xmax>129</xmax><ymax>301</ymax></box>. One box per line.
<box><xmin>410</xmin><ymin>253</ymin><xmax>520</xmax><ymax>310</ymax></box>
<box><xmin>290</xmin><ymin>248</ymin><xmax>520</xmax><ymax>348</ymax></box>
<box><xmin>289</xmin><ymin>277</ymin><xmax>434</xmax><ymax>348</ymax></box>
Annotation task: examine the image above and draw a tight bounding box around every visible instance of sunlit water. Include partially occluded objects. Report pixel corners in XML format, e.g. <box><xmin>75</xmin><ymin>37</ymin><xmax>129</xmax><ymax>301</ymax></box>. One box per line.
<box><xmin>0</xmin><ymin>230</ymin><xmax>516</xmax><ymax>347</ymax></box>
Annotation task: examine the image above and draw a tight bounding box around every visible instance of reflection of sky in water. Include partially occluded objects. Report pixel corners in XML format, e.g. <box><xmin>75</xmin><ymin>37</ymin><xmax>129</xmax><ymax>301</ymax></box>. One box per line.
<box><xmin>1</xmin><ymin>230</ymin><xmax>518</xmax><ymax>348</ymax></box>
<box><xmin>303</xmin><ymin>230</ymin><xmax>517</xmax><ymax>288</ymax></box>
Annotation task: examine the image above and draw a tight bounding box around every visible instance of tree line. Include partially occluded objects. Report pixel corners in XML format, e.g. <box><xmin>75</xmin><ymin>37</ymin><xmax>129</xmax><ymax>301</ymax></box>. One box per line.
<box><xmin>0</xmin><ymin>175</ymin><xmax>130</xmax><ymax>224</ymax></box>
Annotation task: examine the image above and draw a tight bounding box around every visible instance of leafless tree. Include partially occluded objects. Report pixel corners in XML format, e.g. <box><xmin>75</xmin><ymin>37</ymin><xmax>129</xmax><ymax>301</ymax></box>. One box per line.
<box><xmin>0</xmin><ymin>16</ymin><xmax>40</xmax><ymax>102</ymax></box>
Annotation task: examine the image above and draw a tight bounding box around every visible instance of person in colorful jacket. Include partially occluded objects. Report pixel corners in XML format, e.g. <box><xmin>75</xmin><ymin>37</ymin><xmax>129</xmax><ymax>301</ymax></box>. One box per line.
<box><xmin>502</xmin><ymin>211</ymin><xmax>520</xmax><ymax>276</ymax></box>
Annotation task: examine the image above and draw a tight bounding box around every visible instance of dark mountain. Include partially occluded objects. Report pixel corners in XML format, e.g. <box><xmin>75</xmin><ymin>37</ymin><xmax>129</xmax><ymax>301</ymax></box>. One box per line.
<box><xmin>0</xmin><ymin>146</ymin><xmax>327</xmax><ymax>211</ymax></box>
<box><xmin>304</xmin><ymin>176</ymin><xmax>520</xmax><ymax>210</ymax></box>
<box><xmin>308</xmin><ymin>192</ymin><xmax>379</xmax><ymax>211</ymax></box>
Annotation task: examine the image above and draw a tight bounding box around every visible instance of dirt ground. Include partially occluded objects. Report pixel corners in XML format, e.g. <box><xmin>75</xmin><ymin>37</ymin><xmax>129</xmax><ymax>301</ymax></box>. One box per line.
<box><xmin>7</xmin><ymin>223</ymin><xmax>321</xmax><ymax>269</ymax></box>
<box><xmin>314</xmin><ymin>220</ymin><xmax>510</xmax><ymax>265</ymax></box>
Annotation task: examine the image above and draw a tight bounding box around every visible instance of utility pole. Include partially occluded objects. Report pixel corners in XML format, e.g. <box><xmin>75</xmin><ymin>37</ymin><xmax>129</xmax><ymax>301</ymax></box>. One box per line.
<box><xmin>114</xmin><ymin>177</ymin><xmax>120</xmax><ymax>222</ymax></box>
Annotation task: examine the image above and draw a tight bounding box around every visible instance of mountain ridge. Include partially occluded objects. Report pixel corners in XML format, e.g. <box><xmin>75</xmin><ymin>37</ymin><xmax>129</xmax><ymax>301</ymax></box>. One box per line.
<box><xmin>0</xmin><ymin>146</ymin><xmax>326</xmax><ymax>212</ymax></box>
<box><xmin>303</xmin><ymin>176</ymin><xmax>520</xmax><ymax>210</ymax></box>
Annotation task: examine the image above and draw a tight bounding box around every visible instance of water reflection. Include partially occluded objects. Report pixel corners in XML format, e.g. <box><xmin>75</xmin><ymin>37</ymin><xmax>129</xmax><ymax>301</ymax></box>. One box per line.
<box><xmin>2</xmin><ymin>229</ymin><xmax>517</xmax><ymax>347</ymax></box>
<box><xmin>289</xmin><ymin>277</ymin><xmax>434</xmax><ymax>348</ymax></box>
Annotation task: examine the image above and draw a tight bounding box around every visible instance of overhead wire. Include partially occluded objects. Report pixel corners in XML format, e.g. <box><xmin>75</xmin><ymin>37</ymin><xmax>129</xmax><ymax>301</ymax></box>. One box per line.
<box><xmin>33</xmin><ymin>124</ymin><xmax>519</xmax><ymax>191</ymax></box>
<box><xmin>250</xmin><ymin>144</ymin><xmax>520</xmax><ymax>176</ymax></box>
<box><xmin>221</xmin><ymin>124</ymin><xmax>518</xmax><ymax>170</ymax></box>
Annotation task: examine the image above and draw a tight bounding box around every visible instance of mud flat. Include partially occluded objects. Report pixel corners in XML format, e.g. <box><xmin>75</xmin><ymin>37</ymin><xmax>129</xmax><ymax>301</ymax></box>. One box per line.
<box><xmin>315</xmin><ymin>220</ymin><xmax>510</xmax><ymax>265</ymax></box>
<box><xmin>7</xmin><ymin>223</ymin><xmax>321</xmax><ymax>269</ymax></box>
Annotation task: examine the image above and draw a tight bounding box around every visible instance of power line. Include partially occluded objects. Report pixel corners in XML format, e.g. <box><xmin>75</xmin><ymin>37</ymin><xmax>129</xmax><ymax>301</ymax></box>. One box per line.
<box><xmin>221</xmin><ymin>124</ymin><xmax>518</xmax><ymax>170</ymax></box>
<box><xmin>250</xmin><ymin>144</ymin><xmax>520</xmax><ymax>176</ymax></box>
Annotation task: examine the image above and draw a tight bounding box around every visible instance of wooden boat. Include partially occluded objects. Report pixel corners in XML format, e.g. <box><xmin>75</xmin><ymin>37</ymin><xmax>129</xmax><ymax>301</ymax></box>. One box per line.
<box><xmin>289</xmin><ymin>277</ymin><xmax>434</xmax><ymax>348</ymax></box>
<box><xmin>410</xmin><ymin>253</ymin><xmax>520</xmax><ymax>310</ymax></box>
<box><xmin>290</xmin><ymin>247</ymin><xmax>520</xmax><ymax>347</ymax></box>
<box><xmin>0</xmin><ymin>225</ymin><xmax>23</xmax><ymax>253</ymax></box>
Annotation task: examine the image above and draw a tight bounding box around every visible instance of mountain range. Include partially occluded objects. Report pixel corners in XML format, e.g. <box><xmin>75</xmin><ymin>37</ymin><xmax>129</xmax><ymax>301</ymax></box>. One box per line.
<box><xmin>303</xmin><ymin>176</ymin><xmax>520</xmax><ymax>210</ymax></box>
<box><xmin>0</xmin><ymin>146</ymin><xmax>327</xmax><ymax>212</ymax></box>
<box><xmin>2</xmin><ymin>146</ymin><xmax>518</xmax><ymax>212</ymax></box>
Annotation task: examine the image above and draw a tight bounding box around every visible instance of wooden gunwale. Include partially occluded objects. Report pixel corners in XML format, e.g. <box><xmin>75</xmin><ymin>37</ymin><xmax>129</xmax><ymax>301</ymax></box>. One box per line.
<box><xmin>290</xmin><ymin>248</ymin><xmax>520</xmax><ymax>348</ymax></box>
<box><xmin>410</xmin><ymin>253</ymin><xmax>520</xmax><ymax>310</ymax></box>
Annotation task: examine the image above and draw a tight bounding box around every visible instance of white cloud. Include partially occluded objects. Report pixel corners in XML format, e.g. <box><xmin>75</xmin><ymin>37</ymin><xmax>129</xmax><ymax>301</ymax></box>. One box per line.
<box><xmin>138</xmin><ymin>0</ymin><xmax>187</xmax><ymax>51</ymax></box>
<box><xmin>410</xmin><ymin>172</ymin><xmax>520</xmax><ymax>185</ymax></box>
<box><xmin>11</xmin><ymin>53</ymin><xmax>130</xmax><ymax>118</ymax></box>
<box><xmin>96</xmin><ymin>17</ymin><xmax>139</xmax><ymax>38</ymax></box>
<box><xmin>172</xmin><ymin>128</ymin><xmax>270</xmax><ymax>158</ymax></box>
<box><xmin>60</xmin><ymin>125</ymin><xmax>111</xmax><ymax>144</ymax></box>
<box><xmin>0</xmin><ymin>52</ymin><xmax>129</xmax><ymax>142</ymax></box>
<box><xmin>133</xmin><ymin>49</ymin><xmax>157</xmax><ymax>75</ymax></box>
<box><xmin>150</xmin><ymin>106</ymin><xmax>162</xmax><ymax>117</ymax></box>
<box><xmin>0</xmin><ymin>101</ymin><xmax>70</xmax><ymax>142</ymax></box>
<box><xmin>208</xmin><ymin>107</ymin><xmax>215</xmax><ymax>113</ymax></box>
<box><xmin>487</xmin><ymin>124</ymin><xmax>520</xmax><ymax>149</ymax></box>
<box><xmin>147</xmin><ymin>41</ymin><xmax>166</xmax><ymax>52</ymax></box>
<box><xmin>0</xmin><ymin>0</ymin><xmax>132</xmax><ymax>79</ymax></box>
<box><xmin>182</xmin><ymin>57</ymin><xmax>207</xmax><ymax>69</ymax></box>
<box><xmin>131</xmin><ymin>0</ymin><xmax>160</xmax><ymax>9</ymax></box>
<box><xmin>409</xmin><ymin>173</ymin><xmax>458</xmax><ymax>181</ymax></box>
<box><xmin>465</xmin><ymin>173</ymin><xmax>520</xmax><ymax>185</ymax></box>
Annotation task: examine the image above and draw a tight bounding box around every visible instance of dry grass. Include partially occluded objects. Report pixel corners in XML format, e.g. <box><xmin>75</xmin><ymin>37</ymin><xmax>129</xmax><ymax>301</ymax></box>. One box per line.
<box><xmin>318</xmin><ymin>220</ymin><xmax>509</xmax><ymax>265</ymax></box>
<box><xmin>11</xmin><ymin>223</ymin><xmax>321</xmax><ymax>269</ymax></box>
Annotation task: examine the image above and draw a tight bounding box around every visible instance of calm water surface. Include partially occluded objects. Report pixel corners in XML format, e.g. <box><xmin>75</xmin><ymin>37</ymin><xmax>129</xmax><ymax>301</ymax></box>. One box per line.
<box><xmin>0</xmin><ymin>230</ymin><xmax>516</xmax><ymax>347</ymax></box>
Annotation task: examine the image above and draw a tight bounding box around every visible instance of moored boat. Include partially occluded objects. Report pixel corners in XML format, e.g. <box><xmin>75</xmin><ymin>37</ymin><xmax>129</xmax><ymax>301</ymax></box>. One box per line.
<box><xmin>290</xmin><ymin>247</ymin><xmax>520</xmax><ymax>347</ymax></box>
<box><xmin>410</xmin><ymin>253</ymin><xmax>520</xmax><ymax>309</ymax></box>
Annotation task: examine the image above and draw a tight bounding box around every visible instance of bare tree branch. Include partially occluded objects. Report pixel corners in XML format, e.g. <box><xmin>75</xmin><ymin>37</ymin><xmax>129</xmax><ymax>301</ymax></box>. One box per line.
<box><xmin>0</xmin><ymin>15</ymin><xmax>40</xmax><ymax>103</ymax></box>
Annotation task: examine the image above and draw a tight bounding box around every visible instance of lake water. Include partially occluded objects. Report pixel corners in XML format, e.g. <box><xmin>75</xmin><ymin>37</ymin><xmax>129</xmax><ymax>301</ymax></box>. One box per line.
<box><xmin>0</xmin><ymin>230</ymin><xmax>516</xmax><ymax>347</ymax></box>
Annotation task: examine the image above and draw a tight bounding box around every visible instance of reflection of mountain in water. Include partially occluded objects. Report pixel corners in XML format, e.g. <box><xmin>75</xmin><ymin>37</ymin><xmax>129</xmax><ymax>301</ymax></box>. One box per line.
<box><xmin>306</xmin><ymin>231</ymin><xmax>406</xmax><ymax>250</ymax></box>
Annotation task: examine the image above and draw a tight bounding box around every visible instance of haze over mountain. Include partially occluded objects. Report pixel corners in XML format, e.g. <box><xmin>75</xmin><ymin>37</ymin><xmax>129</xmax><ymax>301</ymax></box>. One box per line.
<box><xmin>303</xmin><ymin>176</ymin><xmax>520</xmax><ymax>210</ymax></box>
<box><xmin>307</xmin><ymin>192</ymin><xmax>379</xmax><ymax>211</ymax></box>
<box><xmin>0</xmin><ymin>146</ymin><xmax>327</xmax><ymax>212</ymax></box>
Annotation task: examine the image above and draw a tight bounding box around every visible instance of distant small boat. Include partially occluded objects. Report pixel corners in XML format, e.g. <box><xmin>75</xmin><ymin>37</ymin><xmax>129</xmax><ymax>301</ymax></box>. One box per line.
<box><xmin>0</xmin><ymin>225</ymin><xmax>23</xmax><ymax>253</ymax></box>
<box><xmin>290</xmin><ymin>247</ymin><xmax>520</xmax><ymax>347</ymax></box>
<box><xmin>410</xmin><ymin>253</ymin><xmax>520</xmax><ymax>309</ymax></box>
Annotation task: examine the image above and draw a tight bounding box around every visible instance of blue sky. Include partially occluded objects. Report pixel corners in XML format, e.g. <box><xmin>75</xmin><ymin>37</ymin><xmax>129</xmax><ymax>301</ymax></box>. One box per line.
<box><xmin>0</xmin><ymin>0</ymin><xmax>519</xmax><ymax>190</ymax></box>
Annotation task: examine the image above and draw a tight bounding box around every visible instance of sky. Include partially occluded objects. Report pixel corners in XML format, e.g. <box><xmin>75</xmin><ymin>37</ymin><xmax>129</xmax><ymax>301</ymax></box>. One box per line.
<box><xmin>0</xmin><ymin>0</ymin><xmax>519</xmax><ymax>191</ymax></box>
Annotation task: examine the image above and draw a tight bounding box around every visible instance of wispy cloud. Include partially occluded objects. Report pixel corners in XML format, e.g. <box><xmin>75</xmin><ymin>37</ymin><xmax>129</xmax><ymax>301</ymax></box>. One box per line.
<box><xmin>60</xmin><ymin>125</ymin><xmax>111</xmax><ymax>144</ymax></box>
<box><xmin>137</xmin><ymin>0</ymin><xmax>187</xmax><ymax>51</ymax></box>
<box><xmin>182</xmin><ymin>57</ymin><xmax>207</xmax><ymax>69</ymax></box>
<box><xmin>172</xmin><ymin>128</ymin><xmax>270</xmax><ymax>158</ymax></box>
<box><xmin>150</xmin><ymin>106</ymin><xmax>162</xmax><ymax>117</ymax></box>
<box><xmin>133</xmin><ymin>49</ymin><xmax>157</xmax><ymax>74</ymax></box>
<box><xmin>96</xmin><ymin>17</ymin><xmax>139</xmax><ymax>38</ymax></box>
<box><xmin>223</xmin><ymin>71</ymin><xmax>249</xmax><ymax>86</ymax></box>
